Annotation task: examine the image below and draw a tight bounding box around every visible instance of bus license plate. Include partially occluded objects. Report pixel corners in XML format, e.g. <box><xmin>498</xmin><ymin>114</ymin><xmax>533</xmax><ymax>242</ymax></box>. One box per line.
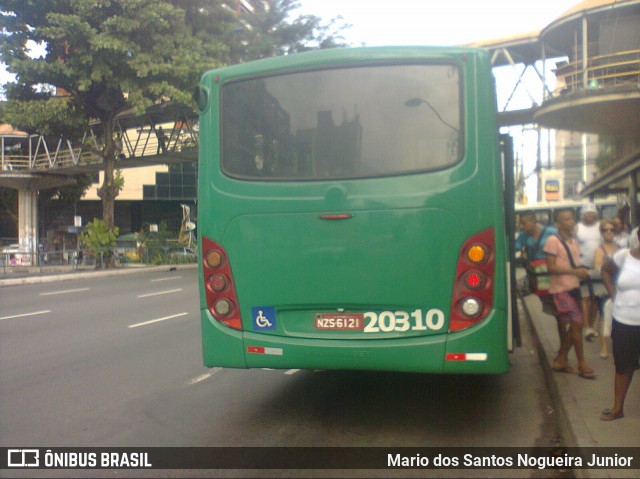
<box><xmin>314</xmin><ymin>313</ymin><xmax>364</xmax><ymax>331</ymax></box>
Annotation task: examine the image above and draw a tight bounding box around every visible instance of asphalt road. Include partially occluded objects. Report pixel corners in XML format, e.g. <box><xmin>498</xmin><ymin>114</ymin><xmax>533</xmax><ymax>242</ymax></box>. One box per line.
<box><xmin>0</xmin><ymin>269</ymin><xmax>568</xmax><ymax>477</ymax></box>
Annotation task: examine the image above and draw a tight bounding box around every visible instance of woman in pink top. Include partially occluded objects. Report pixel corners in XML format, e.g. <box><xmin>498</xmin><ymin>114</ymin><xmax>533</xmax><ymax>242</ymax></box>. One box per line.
<box><xmin>543</xmin><ymin>209</ymin><xmax>597</xmax><ymax>379</ymax></box>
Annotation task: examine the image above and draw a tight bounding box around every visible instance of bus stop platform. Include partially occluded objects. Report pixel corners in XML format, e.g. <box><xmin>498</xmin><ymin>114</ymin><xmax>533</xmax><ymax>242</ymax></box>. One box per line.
<box><xmin>521</xmin><ymin>293</ymin><xmax>639</xmax><ymax>478</ymax></box>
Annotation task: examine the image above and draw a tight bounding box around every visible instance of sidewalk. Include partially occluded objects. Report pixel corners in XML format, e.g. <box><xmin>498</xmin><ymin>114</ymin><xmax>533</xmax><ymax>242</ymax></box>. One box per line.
<box><xmin>0</xmin><ymin>262</ymin><xmax>198</xmax><ymax>287</ymax></box>
<box><xmin>522</xmin><ymin>292</ymin><xmax>640</xmax><ymax>478</ymax></box>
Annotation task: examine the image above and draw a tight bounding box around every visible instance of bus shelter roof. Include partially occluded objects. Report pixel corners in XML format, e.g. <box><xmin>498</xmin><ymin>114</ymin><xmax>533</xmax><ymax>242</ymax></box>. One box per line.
<box><xmin>0</xmin><ymin>123</ymin><xmax>28</xmax><ymax>137</ymax></box>
<box><xmin>466</xmin><ymin>31</ymin><xmax>543</xmax><ymax>66</ymax></box>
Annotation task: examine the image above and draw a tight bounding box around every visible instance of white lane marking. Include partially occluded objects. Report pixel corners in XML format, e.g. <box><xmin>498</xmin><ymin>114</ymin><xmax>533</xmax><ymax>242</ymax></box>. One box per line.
<box><xmin>187</xmin><ymin>368</ymin><xmax>223</xmax><ymax>385</ymax></box>
<box><xmin>136</xmin><ymin>288</ymin><xmax>183</xmax><ymax>298</ymax></box>
<box><xmin>151</xmin><ymin>276</ymin><xmax>183</xmax><ymax>282</ymax></box>
<box><xmin>285</xmin><ymin>369</ymin><xmax>301</xmax><ymax>375</ymax></box>
<box><xmin>0</xmin><ymin>310</ymin><xmax>52</xmax><ymax>321</ymax></box>
<box><xmin>40</xmin><ymin>288</ymin><xmax>90</xmax><ymax>296</ymax></box>
<box><xmin>128</xmin><ymin>312</ymin><xmax>189</xmax><ymax>329</ymax></box>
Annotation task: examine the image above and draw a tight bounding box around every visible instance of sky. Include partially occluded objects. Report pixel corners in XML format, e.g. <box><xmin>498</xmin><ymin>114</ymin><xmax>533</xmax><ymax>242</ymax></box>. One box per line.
<box><xmin>293</xmin><ymin>0</ymin><xmax>583</xmax><ymax>203</ymax></box>
<box><xmin>1</xmin><ymin>1</ymin><xmax>581</xmax><ymax>91</ymax></box>
<box><xmin>1</xmin><ymin>0</ymin><xmax>584</xmax><ymax>202</ymax></box>
<box><xmin>295</xmin><ymin>0</ymin><xmax>581</xmax><ymax>47</ymax></box>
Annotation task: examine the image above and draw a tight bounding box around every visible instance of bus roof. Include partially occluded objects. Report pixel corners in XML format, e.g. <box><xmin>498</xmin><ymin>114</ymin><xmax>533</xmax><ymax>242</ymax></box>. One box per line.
<box><xmin>515</xmin><ymin>198</ymin><xmax>618</xmax><ymax>212</ymax></box>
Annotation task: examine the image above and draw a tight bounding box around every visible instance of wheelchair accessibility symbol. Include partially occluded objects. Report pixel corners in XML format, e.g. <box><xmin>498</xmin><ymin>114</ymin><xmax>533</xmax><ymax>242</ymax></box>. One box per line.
<box><xmin>255</xmin><ymin>310</ymin><xmax>272</xmax><ymax>328</ymax></box>
<box><xmin>252</xmin><ymin>306</ymin><xmax>276</xmax><ymax>331</ymax></box>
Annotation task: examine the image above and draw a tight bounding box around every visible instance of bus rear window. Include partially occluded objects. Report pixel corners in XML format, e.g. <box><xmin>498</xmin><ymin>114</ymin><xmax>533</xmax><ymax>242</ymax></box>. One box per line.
<box><xmin>221</xmin><ymin>64</ymin><xmax>462</xmax><ymax>180</ymax></box>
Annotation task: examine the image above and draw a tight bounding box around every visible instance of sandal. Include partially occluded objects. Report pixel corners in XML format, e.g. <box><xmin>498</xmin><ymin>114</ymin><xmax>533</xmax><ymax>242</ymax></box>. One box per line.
<box><xmin>552</xmin><ymin>365</ymin><xmax>577</xmax><ymax>374</ymax></box>
<box><xmin>600</xmin><ymin>408</ymin><xmax>623</xmax><ymax>421</ymax></box>
<box><xmin>578</xmin><ymin>368</ymin><xmax>597</xmax><ymax>379</ymax></box>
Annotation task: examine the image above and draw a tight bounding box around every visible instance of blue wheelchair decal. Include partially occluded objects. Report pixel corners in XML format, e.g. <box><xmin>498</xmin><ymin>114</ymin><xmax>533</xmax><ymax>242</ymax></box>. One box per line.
<box><xmin>252</xmin><ymin>306</ymin><xmax>276</xmax><ymax>331</ymax></box>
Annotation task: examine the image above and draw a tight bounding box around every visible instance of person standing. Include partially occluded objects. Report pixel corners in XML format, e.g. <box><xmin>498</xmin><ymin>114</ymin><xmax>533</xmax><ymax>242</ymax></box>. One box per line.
<box><xmin>544</xmin><ymin>208</ymin><xmax>596</xmax><ymax>379</ymax></box>
<box><xmin>156</xmin><ymin>126</ymin><xmax>167</xmax><ymax>154</ymax></box>
<box><xmin>592</xmin><ymin>219</ymin><xmax>620</xmax><ymax>359</ymax></box>
<box><xmin>516</xmin><ymin>210</ymin><xmax>557</xmax><ymax>292</ymax></box>
<box><xmin>630</xmin><ymin>226</ymin><xmax>640</xmax><ymax>250</ymax></box>
<box><xmin>516</xmin><ymin>211</ymin><xmax>558</xmax><ymax>261</ymax></box>
<box><xmin>612</xmin><ymin>216</ymin><xmax>630</xmax><ymax>249</ymax></box>
<box><xmin>600</xmin><ymin>227</ymin><xmax>640</xmax><ymax>420</ymax></box>
<box><xmin>576</xmin><ymin>202</ymin><xmax>602</xmax><ymax>340</ymax></box>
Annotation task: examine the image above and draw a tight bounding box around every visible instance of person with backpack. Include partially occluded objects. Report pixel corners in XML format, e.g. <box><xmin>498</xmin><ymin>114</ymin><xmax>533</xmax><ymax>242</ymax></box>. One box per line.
<box><xmin>516</xmin><ymin>211</ymin><xmax>557</xmax><ymax>291</ymax></box>
<box><xmin>543</xmin><ymin>208</ymin><xmax>597</xmax><ymax>379</ymax></box>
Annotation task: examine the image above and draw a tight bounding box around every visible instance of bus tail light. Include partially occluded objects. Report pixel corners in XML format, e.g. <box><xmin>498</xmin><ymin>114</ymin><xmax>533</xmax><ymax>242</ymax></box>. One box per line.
<box><xmin>202</xmin><ymin>237</ymin><xmax>243</xmax><ymax>330</ymax></box>
<box><xmin>449</xmin><ymin>228</ymin><xmax>495</xmax><ymax>332</ymax></box>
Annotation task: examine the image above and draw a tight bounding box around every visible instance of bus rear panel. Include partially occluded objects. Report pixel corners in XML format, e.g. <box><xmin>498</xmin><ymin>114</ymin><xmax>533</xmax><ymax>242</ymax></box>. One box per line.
<box><xmin>197</xmin><ymin>47</ymin><xmax>509</xmax><ymax>374</ymax></box>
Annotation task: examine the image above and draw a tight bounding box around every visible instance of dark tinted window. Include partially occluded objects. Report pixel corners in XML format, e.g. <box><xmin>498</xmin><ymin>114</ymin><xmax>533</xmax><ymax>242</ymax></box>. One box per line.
<box><xmin>221</xmin><ymin>64</ymin><xmax>462</xmax><ymax>180</ymax></box>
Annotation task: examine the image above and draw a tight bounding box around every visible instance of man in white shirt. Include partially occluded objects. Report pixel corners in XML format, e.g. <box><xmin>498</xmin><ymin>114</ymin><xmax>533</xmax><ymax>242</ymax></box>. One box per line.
<box><xmin>576</xmin><ymin>202</ymin><xmax>601</xmax><ymax>340</ymax></box>
<box><xmin>630</xmin><ymin>226</ymin><xmax>639</xmax><ymax>250</ymax></box>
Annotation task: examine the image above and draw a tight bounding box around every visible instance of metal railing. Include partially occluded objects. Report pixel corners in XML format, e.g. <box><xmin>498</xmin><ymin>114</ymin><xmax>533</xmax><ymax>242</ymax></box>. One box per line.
<box><xmin>1</xmin><ymin>246</ymin><xmax>197</xmax><ymax>276</ymax></box>
<box><xmin>1</xmin><ymin>249</ymin><xmax>89</xmax><ymax>275</ymax></box>
<box><xmin>553</xmin><ymin>49</ymin><xmax>640</xmax><ymax>96</ymax></box>
<box><xmin>1</xmin><ymin>110</ymin><xmax>198</xmax><ymax>173</ymax></box>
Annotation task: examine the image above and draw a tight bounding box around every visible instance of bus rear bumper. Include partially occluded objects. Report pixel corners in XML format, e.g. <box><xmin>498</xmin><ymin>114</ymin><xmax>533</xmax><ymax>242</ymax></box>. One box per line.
<box><xmin>201</xmin><ymin>309</ymin><xmax>508</xmax><ymax>374</ymax></box>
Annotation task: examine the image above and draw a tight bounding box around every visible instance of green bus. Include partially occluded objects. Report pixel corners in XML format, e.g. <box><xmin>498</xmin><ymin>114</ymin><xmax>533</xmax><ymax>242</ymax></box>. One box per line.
<box><xmin>197</xmin><ymin>47</ymin><xmax>512</xmax><ymax>374</ymax></box>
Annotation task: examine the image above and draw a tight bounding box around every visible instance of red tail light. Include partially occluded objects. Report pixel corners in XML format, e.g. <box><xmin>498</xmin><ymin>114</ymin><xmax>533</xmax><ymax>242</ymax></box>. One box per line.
<box><xmin>202</xmin><ymin>237</ymin><xmax>243</xmax><ymax>330</ymax></box>
<box><xmin>449</xmin><ymin>228</ymin><xmax>495</xmax><ymax>332</ymax></box>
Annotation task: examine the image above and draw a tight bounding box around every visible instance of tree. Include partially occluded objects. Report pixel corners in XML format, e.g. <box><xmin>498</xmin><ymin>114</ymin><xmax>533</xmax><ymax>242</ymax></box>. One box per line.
<box><xmin>79</xmin><ymin>218</ymin><xmax>119</xmax><ymax>269</ymax></box>
<box><xmin>1</xmin><ymin>0</ymin><xmax>211</xmax><ymax>240</ymax></box>
<box><xmin>1</xmin><ymin>0</ymin><xmax>348</xmax><ymax>260</ymax></box>
<box><xmin>176</xmin><ymin>0</ymin><xmax>348</xmax><ymax>63</ymax></box>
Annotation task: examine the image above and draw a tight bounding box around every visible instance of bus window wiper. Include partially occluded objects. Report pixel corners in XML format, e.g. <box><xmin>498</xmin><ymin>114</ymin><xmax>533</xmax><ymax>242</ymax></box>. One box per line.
<box><xmin>404</xmin><ymin>97</ymin><xmax>459</xmax><ymax>133</ymax></box>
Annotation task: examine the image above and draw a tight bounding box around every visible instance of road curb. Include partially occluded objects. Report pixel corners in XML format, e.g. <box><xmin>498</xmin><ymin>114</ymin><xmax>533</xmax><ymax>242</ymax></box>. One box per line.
<box><xmin>519</xmin><ymin>293</ymin><xmax>580</xmax><ymax>447</ymax></box>
<box><xmin>520</xmin><ymin>293</ymin><xmax>613</xmax><ymax>479</ymax></box>
<box><xmin>0</xmin><ymin>263</ymin><xmax>198</xmax><ymax>287</ymax></box>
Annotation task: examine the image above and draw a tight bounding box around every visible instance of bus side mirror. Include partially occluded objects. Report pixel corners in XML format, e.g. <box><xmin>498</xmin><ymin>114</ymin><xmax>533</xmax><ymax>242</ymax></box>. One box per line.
<box><xmin>194</xmin><ymin>87</ymin><xmax>208</xmax><ymax>111</ymax></box>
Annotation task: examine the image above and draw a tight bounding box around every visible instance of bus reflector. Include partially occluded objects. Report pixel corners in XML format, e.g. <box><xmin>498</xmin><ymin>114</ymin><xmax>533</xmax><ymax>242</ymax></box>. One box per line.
<box><xmin>446</xmin><ymin>353</ymin><xmax>488</xmax><ymax>361</ymax></box>
<box><xmin>202</xmin><ymin>237</ymin><xmax>243</xmax><ymax>331</ymax></box>
<box><xmin>449</xmin><ymin>228</ymin><xmax>495</xmax><ymax>332</ymax></box>
<box><xmin>248</xmin><ymin>346</ymin><xmax>283</xmax><ymax>356</ymax></box>
<box><xmin>319</xmin><ymin>213</ymin><xmax>353</xmax><ymax>220</ymax></box>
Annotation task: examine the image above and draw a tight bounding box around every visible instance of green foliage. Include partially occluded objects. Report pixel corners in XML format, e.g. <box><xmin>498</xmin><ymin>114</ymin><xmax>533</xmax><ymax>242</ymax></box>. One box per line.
<box><xmin>0</xmin><ymin>0</ymin><xmax>348</xmax><ymax>229</ymax></box>
<box><xmin>114</xmin><ymin>169</ymin><xmax>125</xmax><ymax>193</ymax></box>
<box><xmin>178</xmin><ymin>0</ymin><xmax>349</xmax><ymax>63</ymax></box>
<box><xmin>1</xmin><ymin>0</ymin><xmax>348</xmax><ymax>134</ymax></box>
<box><xmin>137</xmin><ymin>221</ymin><xmax>195</xmax><ymax>264</ymax></box>
<box><xmin>1</xmin><ymin>0</ymin><xmax>206</xmax><ymax>119</ymax></box>
<box><xmin>140</xmin><ymin>220</ymin><xmax>171</xmax><ymax>263</ymax></box>
<box><xmin>3</xmin><ymin>97</ymin><xmax>87</xmax><ymax>137</ymax></box>
<box><xmin>80</xmin><ymin>218</ymin><xmax>119</xmax><ymax>258</ymax></box>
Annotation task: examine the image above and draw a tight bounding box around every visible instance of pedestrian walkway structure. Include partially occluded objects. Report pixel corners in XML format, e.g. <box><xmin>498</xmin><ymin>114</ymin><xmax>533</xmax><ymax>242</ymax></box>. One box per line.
<box><xmin>1</xmin><ymin>102</ymin><xmax>197</xmax><ymax>258</ymax></box>
<box><xmin>472</xmin><ymin>0</ymin><xmax>640</xmax><ymax>225</ymax></box>
<box><xmin>1</xmin><ymin>102</ymin><xmax>197</xmax><ymax>177</ymax></box>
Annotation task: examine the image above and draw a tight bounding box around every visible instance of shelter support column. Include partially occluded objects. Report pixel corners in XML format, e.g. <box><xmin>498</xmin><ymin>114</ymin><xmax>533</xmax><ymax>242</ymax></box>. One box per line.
<box><xmin>631</xmin><ymin>173</ymin><xmax>638</xmax><ymax>228</ymax></box>
<box><xmin>18</xmin><ymin>188</ymin><xmax>38</xmax><ymax>263</ymax></box>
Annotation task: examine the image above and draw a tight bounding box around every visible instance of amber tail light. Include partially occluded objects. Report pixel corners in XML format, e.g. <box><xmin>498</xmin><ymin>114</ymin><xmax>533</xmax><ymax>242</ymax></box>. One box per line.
<box><xmin>449</xmin><ymin>228</ymin><xmax>495</xmax><ymax>332</ymax></box>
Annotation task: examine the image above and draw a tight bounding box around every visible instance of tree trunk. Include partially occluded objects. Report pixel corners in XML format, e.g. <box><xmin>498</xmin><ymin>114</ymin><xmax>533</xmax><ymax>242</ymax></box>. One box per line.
<box><xmin>96</xmin><ymin>116</ymin><xmax>119</xmax><ymax>268</ymax></box>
